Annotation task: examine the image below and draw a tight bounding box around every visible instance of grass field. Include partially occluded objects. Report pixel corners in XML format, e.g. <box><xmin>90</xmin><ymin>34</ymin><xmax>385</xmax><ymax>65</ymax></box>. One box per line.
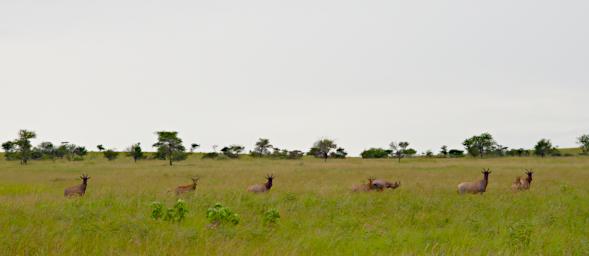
<box><xmin>1</xmin><ymin>154</ymin><xmax>588</xmax><ymax>255</ymax></box>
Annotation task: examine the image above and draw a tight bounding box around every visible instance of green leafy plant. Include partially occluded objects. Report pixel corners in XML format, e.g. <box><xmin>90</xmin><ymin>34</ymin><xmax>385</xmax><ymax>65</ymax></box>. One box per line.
<box><xmin>151</xmin><ymin>201</ymin><xmax>165</xmax><ymax>220</ymax></box>
<box><xmin>206</xmin><ymin>203</ymin><xmax>240</xmax><ymax>226</ymax></box>
<box><xmin>263</xmin><ymin>208</ymin><xmax>280</xmax><ymax>224</ymax></box>
<box><xmin>151</xmin><ymin>199</ymin><xmax>188</xmax><ymax>222</ymax></box>
<box><xmin>172</xmin><ymin>199</ymin><xmax>188</xmax><ymax>222</ymax></box>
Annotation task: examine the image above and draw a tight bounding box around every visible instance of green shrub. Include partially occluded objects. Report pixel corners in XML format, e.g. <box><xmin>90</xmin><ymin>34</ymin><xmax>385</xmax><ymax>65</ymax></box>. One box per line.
<box><xmin>103</xmin><ymin>149</ymin><xmax>119</xmax><ymax>161</ymax></box>
<box><xmin>263</xmin><ymin>208</ymin><xmax>280</xmax><ymax>224</ymax></box>
<box><xmin>206</xmin><ymin>203</ymin><xmax>239</xmax><ymax>226</ymax></box>
<box><xmin>151</xmin><ymin>199</ymin><xmax>188</xmax><ymax>222</ymax></box>
<box><xmin>361</xmin><ymin>148</ymin><xmax>392</xmax><ymax>159</ymax></box>
<box><xmin>448</xmin><ymin>149</ymin><xmax>465</xmax><ymax>157</ymax></box>
<box><xmin>151</xmin><ymin>201</ymin><xmax>165</xmax><ymax>220</ymax></box>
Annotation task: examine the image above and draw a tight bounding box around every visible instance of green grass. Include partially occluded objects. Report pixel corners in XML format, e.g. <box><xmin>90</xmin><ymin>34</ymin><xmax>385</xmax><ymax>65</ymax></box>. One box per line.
<box><xmin>1</xmin><ymin>155</ymin><xmax>588</xmax><ymax>255</ymax></box>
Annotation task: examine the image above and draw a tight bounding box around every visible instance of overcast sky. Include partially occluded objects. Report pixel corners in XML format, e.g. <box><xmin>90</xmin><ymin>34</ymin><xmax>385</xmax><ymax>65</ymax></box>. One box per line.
<box><xmin>1</xmin><ymin>0</ymin><xmax>588</xmax><ymax>155</ymax></box>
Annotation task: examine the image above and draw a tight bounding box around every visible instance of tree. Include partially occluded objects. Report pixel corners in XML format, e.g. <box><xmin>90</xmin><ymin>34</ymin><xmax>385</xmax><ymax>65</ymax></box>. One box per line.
<box><xmin>440</xmin><ymin>145</ymin><xmax>448</xmax><ymax>157</ymax></box>
<box><xmin>2</xmin><ymin>141</ymin><xmax>16</xmax><ymax>160</ymax></box>
<box><xmin>404</xmin><ymin>148</ymin><xmax>417</xmax><ymax>157</ymax></box>
<box><xmin>493</xmin><ymin>144</ymin><xmax>509</xmax><ymax>157</ymax></box>
<box><xmin>2</xmin><ymin>130</ymin><xmax>37</xmax><ymax>164</ymax></box>
<box><xmin>330</xmin><ymin>147</ymin><xmax>348</xmax><ymax>159</ymax></box>
<box><xmin>97</xmin><ymin>145</ymin><xmax>105</xmax><ymax>152</ymax></box>
<box><xmin>103</xmin><ymin>149</ymin><xmax>119</xmax><ymax>161</ymax></box>
<box><xmin>286</xmin><ymin>150</ymin><xmax>304</xmax><ymax>160</ymax></box>
<box><xmin>507</xmin><ymin>148</ymin><xmax>528</xmax><ymax>157</ymax></box>
<box><xmin>220</xmin><ymin>145</ymin><xmax>245</xmax><ymax>159</ymax></box>
<box><xmin>309</xmin><ymin>139</ymin><xmax>337</xmax><ymax>161</ymax></box>
<box><xmin>190</xmin><ymin>143</ymin><xmax>200</xmax><ymax>153</ymax></box>
<box><xmin>390</xmin><ymin>141</ymin><xmax>410</xmax><ymax>163</ymax></box>
<box><xmin>153</xmin><ymin>131</ymin><xmax>186</xmax><ymax>166</ymax></box>
<box><xmin>463</xmin><ymin>133</ymin><xmax>497</xmax><ymax>158</ymax></box>
<box><xmin>37</xmin><ymin>142</ymin><xmax>57</xmax><ymax>161</ymax></box>
<box><xmin>252</xmin><ymin>138</ymin><xmax>273</xmax><ymax>157</ymax></box>
<box><xmin>127</xmin><ymin>143</ymin><xmax>144</xmax><ymax>162</ymax></box>
<box><xmin>534</xmin><ymin>139</ymin><xmax>555</xmax><ymax>158</ymax></box>
<box><xmin>577</xmin><ymin>134</ymin><xmax>589</xmax><ymax>154</ymax></box>
<box><xmin>58</xmin><ymin>143</ymin><xmax>87</xmax><ymax>161</ymax></box>
<box><xmin>448</xmin><ymin>149</ymin><xmax>465</xmax><ymax>157</ymax></box>
<box><xmin>360</xmin><ymin>148</ymin><xmax>392</xmax><ymax>159</ymax></box>
<box><xmin>425</xmin><ymin>150</ymin><xmax>434</xmax><ymax>157</ymax></box>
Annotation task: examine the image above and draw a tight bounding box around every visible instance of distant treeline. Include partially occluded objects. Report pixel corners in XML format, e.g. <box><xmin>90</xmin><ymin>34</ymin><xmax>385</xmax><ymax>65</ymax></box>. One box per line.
<box><xmin>2</xmin><ymin>130</ymin><xmax>589</xmax><ymax>165</ymax></box>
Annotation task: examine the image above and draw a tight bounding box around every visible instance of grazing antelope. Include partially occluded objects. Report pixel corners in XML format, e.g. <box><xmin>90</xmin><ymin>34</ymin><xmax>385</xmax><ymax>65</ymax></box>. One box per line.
<box><xmin>371</xmin><ymin>179</ymin><xmax>401</xmax><ymax>191</ymax></box>
<box><xmin>512</xmin><ymin>170</ymin><xmax>533</xmax><ymax>191</ymax></box>
<box><xmin>247</xmin><ymin>174</ymin><xmax>274</xmax><ymax>193</ymax></box>
<box><xmin>457</xmin><ymin>169</ymin><xmax>491</xmax><ymax>194</ymax></box>
<box><xmin>175</xmin><ymin>177</ymin><xmax>199</xmax><ymax>195</ymax></box>
<box><xmin>64</xmin><ymin>174</ymin><xmax>90</xmax><ymax>197</ymax></box>
<box><xmin>351</xmin><ymin>177</ymin><xmax>376</xmax><ymax>192</ymax></box>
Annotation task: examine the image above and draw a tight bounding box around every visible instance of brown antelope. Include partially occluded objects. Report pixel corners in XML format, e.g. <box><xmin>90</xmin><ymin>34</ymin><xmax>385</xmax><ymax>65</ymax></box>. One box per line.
<box><xmin>64</xmin><ymin>174</ymin><xmax>90</xmax><ymax>197</ymax></box>
<box><xmin>371</xmin><ymin>179</ymin><xmax>401</xmax><ymax>191</ymax></box>
<box><xmin>457</xmin><ymin>169</ymin><xmax>491</xmax><ymax>194</ymax></box>
<box><xmin>175</xmin><ymin>177</ymin><xmax>199</xmax><ymax>195</ymax></box>
<box><xmin>351</xmin><ymin>177</ymin><xmax>376</xmax><ymax>192</ymax></box>
<box><xmin>512</xmin><ymin>170</ymin><xmax>533</xmax><ymax>191</ymax></box>
<box><xmin>247</xmin><ymin>174</ymin><xmax>274</xmax><ymax>193</ymax></box>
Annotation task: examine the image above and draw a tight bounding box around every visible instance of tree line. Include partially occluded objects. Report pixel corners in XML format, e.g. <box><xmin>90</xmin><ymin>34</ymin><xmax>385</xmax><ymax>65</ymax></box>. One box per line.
<box><xmin>2</xmin><ymin>130</ymin><xmax>589</xmax><ymax>165</ymax></box>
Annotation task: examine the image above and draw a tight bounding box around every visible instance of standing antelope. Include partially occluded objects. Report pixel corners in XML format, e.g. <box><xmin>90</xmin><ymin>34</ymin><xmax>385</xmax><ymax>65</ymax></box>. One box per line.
<box><xmin>175</xmin><ymin>177</ymin><xmax>199</xmax><ymax>195</ymax></box>
<box><xmin>371</xmin><ymin>179</ymin><xmax>401</xmax><ymax>191</ymax></box>
<box><xmin>64</xmin><ymin>174</ymin><xmax>90</xmax><ymax>197</ymax></box>
<box><xmin>457</xmin><ymin>169</ymin><xmax>491</xmax><ymax>194</ymax></box>
<box><xmin>351</xmin><ymin>177</ymin><xmax>376</xmax><ymax>192</ymax></box>
<box><xmin>512</xmin><ymin>170</ymin><xmax>533</xmax><ymax>191</ymax></box>
<box><xmin>247</xmin><ymin>174</ymin><xmax>274</xmax><ymax>193</ymax></box>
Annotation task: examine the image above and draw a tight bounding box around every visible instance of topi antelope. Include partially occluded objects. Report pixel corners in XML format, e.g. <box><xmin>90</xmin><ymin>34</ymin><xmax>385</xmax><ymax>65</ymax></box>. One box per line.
<box><xmin>247</xmin><ymin>174</ymin><xmax>274</xmax><ymax>193</ymax></box>
<box><xmin>512</xmin><ymin>170</ymin><xmax>533</xmax><ymax>191</ymax></box>
<box><xmin>351</xmin><ymin>177</ymin><xmax>376</xmax><ymax>192</ymax></box>
<box><xmin>371</xmin><ymin>179</ymin><xmax>401</xmax><ymax>191</ymax></box>
<box><xmin>64</xmin><ymin>174</ymin><xmax>90</xmax><ymax>197</ymax></box>
<box><xmin>457</xmin><ymin>169</ymin><xmax>491</xmax><ymax>194</ymax></box>
<box><xmin>175</xmin><ymin>177</ymin><xmax>199</xmax><ymax>195</ymax></box>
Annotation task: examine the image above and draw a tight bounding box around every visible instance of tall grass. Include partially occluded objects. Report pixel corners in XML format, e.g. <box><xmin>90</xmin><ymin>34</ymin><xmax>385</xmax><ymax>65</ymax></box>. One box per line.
<box><xmin>1</xmin><ymin>155</ymin><xmax>588</xmax><ymax>255</ymax></box>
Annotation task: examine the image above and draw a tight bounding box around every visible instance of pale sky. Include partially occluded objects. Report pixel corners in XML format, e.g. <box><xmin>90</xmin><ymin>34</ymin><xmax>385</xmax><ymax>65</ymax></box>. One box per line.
<box><xmin>1</xmin><ymin>0</ymin><xmax>588</xmax><ymax>155</ymax></box>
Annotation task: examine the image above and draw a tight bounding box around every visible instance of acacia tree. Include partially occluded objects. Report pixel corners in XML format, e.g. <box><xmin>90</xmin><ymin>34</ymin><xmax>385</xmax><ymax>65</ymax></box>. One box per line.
<box><xmin>534</xmin><ymin>139</ymin><xmax>555</xmax><ymax>158</ymax></box>
<box><xmin>440</xmin><ymin>145</ymin><xmax>449</xmax><ymax>157</ymax></box>
<box><xmin>190</xmin><ymin>143</ymin><xmax>200</xmax><ymax>153</ymax></box>
<box><xmin>578</xmin><ymin>134</ymin><xmax>589</xmax><ymax>154</ymax></box>
<box><xmin>463</xmin><ymin>133</ymin><xmax>497</xmax><ymax>158</ymax></box>
<box><xmin>97</xmin><ymin>145</ymin><xmax>105</xmax><ymax>152</ymax></box>
<box><xmin>390</xmin><ymin>141</ymin><xmax>410</xmax><ymax>163</ymax></box>
<box><xmin>153</xmin><ymin>131</ymin><xmax>186</xmax><ymax>166</ymax></box>
<box><xmin>252</xmin><ymin>138</ymin><xmax>273</xmax><ymax>157</ymax></box>
<box><xmin>310</xmin><ymin>139</ymin><xmax>337</xmax><ymax>161</ymax></box>
<box><xmin>221</xmin><ymin>145</ymin><xmax>245</xmax><ymax>158</ymax></box>
<box><xmin>330</xmin><ymin>147</ymin><xmax>348</xmax><ymax>159</ymax></box>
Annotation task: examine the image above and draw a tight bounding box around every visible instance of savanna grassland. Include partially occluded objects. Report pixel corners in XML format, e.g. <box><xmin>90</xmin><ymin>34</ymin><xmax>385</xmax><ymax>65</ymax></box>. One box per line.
<box><xmin>1</xmin><ymin>154</ymin><xmax>588</xmax><ymax>255</ymax></box>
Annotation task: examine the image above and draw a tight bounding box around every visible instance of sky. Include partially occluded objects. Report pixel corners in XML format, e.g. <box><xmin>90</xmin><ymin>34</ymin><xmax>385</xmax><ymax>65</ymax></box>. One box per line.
<box><xmin>1</xmin><ymin>0</ymin><xmax>588</xmax><ymax>155</ymax></box>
